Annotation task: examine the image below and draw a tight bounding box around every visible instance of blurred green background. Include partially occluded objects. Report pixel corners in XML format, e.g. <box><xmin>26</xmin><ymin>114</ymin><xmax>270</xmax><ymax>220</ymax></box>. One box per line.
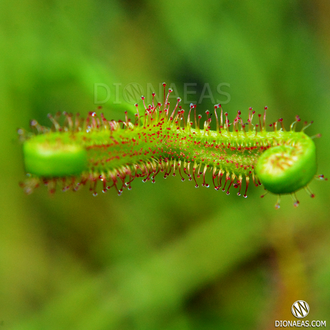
<box><xmin>1</xmin><ymin>0</ymin><xmax>330</xmax><ymax>329</ymax></box>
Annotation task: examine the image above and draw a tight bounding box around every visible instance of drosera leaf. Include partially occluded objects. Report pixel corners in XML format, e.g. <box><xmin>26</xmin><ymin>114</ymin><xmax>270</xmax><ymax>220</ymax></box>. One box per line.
<box><xmin>23</xmin><ymin>136</ymin><xmax>88</xmax><ymax>177</ymax></box>
<box><xmin>18</xmin><ymin>84</ymin><xmax>325</xmax><ymax>208</ymax></box>
<box><xmin>255</xmin><ymin>132</ymin><xmax>317</xmax><ymax>195</ymax></box>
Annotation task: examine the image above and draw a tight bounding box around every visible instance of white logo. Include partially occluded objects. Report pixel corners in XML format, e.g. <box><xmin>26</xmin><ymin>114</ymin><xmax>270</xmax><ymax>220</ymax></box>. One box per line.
<box><xmin>291</xmin><ymin>300</ymin><xmax>310</xmax><ymax>319</ymax></box>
